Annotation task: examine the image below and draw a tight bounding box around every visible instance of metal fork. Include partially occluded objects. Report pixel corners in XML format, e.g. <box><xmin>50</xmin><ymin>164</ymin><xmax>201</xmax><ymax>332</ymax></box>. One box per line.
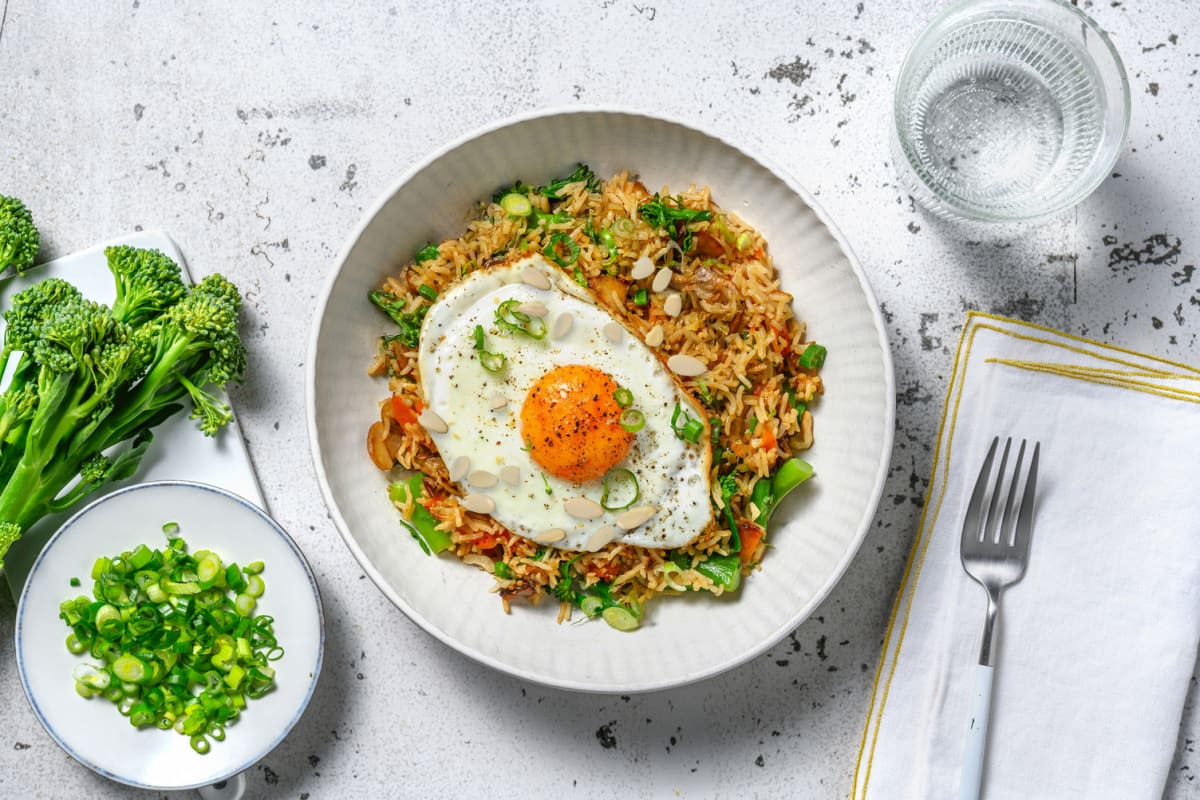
<box><xmin>958</xmin><ymin>436</ymin><xmax>1040</xmax><ymax>800</ymax></box>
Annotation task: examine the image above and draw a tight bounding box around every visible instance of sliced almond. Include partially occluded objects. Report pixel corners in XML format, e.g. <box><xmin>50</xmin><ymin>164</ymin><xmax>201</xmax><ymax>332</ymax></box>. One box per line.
<box><xmin>461</xmin><ymin>494</ymin><xmax>496</xmax><ymax>514</ymax></box>
<box><xmin>521</xmin><ymin>266</ymin><xmax>551</xmax><ymax>290</ymax></box>
<box><xmin>603</xmin><ymin>322</ymin><xmax>624</xmax><ymax>343</ymax></box>
<box><xmin>664</xmin><ymin>293</ymin><xmax>683</xmax><ymax>318</ymax></box>
<box><xmin>490</xmin><ymin>392</ymin><xmax>508</xmax><ymax>410</ymax></box>
<box><xmin>553</xmin><ymin>313</ymin><xmax>573</xmax><ymax>339</ymax></box>
<box><xmin>644</xmin><ymin>324</ymin><xmax>665</xmax><ymax>348</ymax></box>
<box><xmin>468</xmin><ymin>470</ymin><xmax>499</xmax><ymax>489</ymax></box>
<box><xmin>500</xmin><ymin>465</ymin><xmax>521</xmax><ymax>486</ymax></box>
<box><xmin>534</xmin><ymin>528</ymin><xmax>566</xmax><ymax>544</ymax></box>
<box><xmin>652</xmin><ymin>267</ymin><xmax>673</xmax><ymax>293</ymax></box>
<box><xmin>448</xmin><ymin>455</ymin><xmax>471</xmax><ymax>482</ymax></box>
<box><xmin>616</xmin><ymin>505</ymin><xmax>658</xmax><ymax>530</ymax></box>
<box><xmin>668</xmin><ymin>354</ymin><xmax>708</xmax><ymax>377</ymax></box>
<box><xmin>585</xmin><ymin>525</ymin><xmax>619</xmax><ymax>552</ymax></box>
<box><xmin>631</xmin><ymin>255</ymin><xmax>656</xmax><ymax>280</ymax></box>
<box><xmin>418</xmin><ymin>408</ymin><xmax>449</xmax><ymax>434</ymax></box>
<box><xmin>517</xmin><ymin>301</ymin><xmax>549</xmax><ymax>318</ymax></box>
<box><xmin>564</xmin><ymin>496</ymin><xmax>605</xmax><ymax>520</ymax></box>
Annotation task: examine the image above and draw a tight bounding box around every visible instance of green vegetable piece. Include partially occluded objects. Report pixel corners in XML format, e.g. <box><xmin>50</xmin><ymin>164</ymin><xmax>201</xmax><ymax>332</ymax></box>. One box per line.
<box><xmin>670</xmin><ymin>403</ymin><xmax>704</xmax><ymax>444</ymax></box>
<box><xmin>638</xmin><ymin>194</ymin><xmax>713</xmax><ymax>252</ymax></box>
<box><xmin>613</xmin><ymin>387</ymin><xmax>634</xmax><ymax>408</ymax></box>
<box><xmin>797</xmin><ymin>343</ymin><xmax>827</xmax><ymax>370</ymax></box>
<box><xmin>0</xmin><ymin>262</ymin><xmax>246</xmax><ymax>563</ymax></box>
<box><xmin>493</xmin><ymin>561</ymin><xmax>513</xmax><ymax>580</ymax></box>
<box><xmin>543</xmin><ymin>233</ymin><xmax>580</xmax><ymax>268</ymax></box>
<box><xmin>389</xmin><ymin>474</ymin><xmax>452</xmax><ymax>555</ymax></box>
<box><xmin>601</xmin><ymin>605</ymin><xmax>640</xmax><ymax>631</ymax></box>
<box><xmin>417</xmin><ymin>284</ymin><xmax>438</xmax><ymax>302</ymax></box>
<box><xmin>472</xmin><ymin>324</ymin><xmax>506</xmax><ymax>373</ymax></box>
<box><xmin>619</xmin><ymin>409</ymin><xmax>645</xmax><ymax>433</ymax></box>
<box><xmin>753</xmin><ymin>458</ymin><xmax>815</xmax><ymax>527</ymax></box>
<box><xmin>415</xmin><ymin>243</ymin><xmax>440</xmax><ymax>263</ymax></box>
<box><xmin>600</xmin><ymin>468</ymin><xmax>640</xmax><ymax>511</ymax></box>
<box><xmin>695</xmin><ymin>554</ymin><xmax>742</xmax><ymax>592</ymax></box>
<box><xmin>494</xmin><ymin>299</ymin><xmax>547</xmax><ymax>340</ymax></box>
<box><xmin>500</xmin><ymin>192</ymin><xmax>533</xmax><ymax>218</ymax></box>
<box><xmin>0</xmin><ymin>194</ymin><xmax>40</xmax><ymax>276</ymax></box>
<box><xmin>632</xmin><ymin>288</ymin><xmax>649</xmax><ymax>306</ymax></box>
<box><xmin>538</xmin><ymin>163</ymin><xmax>601</xmax><ymax>200</ymax></box>
<box><xmin>370</xmin><ymin>289</ymin><xmax>427</xmax><ymax>349</ymax></box>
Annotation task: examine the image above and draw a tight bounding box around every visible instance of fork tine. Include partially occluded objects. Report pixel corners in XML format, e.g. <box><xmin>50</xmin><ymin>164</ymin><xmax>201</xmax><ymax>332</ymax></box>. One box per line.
<box><xmin>1012</xmin><ymin>442</ymin><xmax>1040</xmax><ymax>558</ymax></box>
<box><xmin>961</xmin><ymin>437</ymin><xmax>1000</xmax><ymax>550</ymax></box>
<box><xmin>999</xmin><ymin>440</ymin><xmax>1027</xmax><ymax>547</ymax></box>
<box><xmin>982</xmin><ymin>438</ymin><xmax>1012</xmax><ymax>544</ymax></box>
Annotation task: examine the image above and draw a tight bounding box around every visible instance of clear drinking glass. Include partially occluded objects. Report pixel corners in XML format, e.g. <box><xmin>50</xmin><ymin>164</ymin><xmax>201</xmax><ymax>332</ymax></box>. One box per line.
<box><xmin>893</xmin><ymin>0</ymin><xmax>1130</xmax><ymax>223</ymax></box>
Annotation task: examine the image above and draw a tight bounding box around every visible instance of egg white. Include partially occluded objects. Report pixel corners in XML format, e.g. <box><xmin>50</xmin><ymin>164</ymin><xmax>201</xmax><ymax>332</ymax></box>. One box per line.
<box><xmin>417</xmin><ymin>255</ymin><xmax>713</xmax><ymax>550</ymax></box>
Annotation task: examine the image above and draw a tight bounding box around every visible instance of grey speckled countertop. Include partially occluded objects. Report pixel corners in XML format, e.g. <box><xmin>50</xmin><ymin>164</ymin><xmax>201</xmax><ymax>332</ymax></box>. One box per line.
<box><xmin>1</xmin><ymin>1</ymin><xmax>1198</xmax><ymax>798</ymax></box>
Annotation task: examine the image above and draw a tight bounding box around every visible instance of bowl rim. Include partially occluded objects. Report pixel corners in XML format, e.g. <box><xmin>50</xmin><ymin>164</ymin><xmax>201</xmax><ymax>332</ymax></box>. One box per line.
<box><xmin>14</xmin><ymin>479</ymin><xmax>326</xmax><ymax>791</ymax></box>
<box><xmin>306</xmin><ymin>105</ymin><xmax>896</xmax><ymax>692</ymax></box>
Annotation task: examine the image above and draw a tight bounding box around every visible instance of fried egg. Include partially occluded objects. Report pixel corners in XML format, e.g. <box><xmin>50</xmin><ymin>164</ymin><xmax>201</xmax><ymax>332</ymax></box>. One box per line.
<box><xmin>417</xmin><ymin>255</ymin><xmax>713</xmax><ymax>551</ymax></box>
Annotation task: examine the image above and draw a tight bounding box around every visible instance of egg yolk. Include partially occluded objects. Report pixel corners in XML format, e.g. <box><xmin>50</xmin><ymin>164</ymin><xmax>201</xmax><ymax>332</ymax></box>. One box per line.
<box><xmin>520</xmin><ymin>365</ymin><xmax>634</xmax><ymax>483</ymax></box>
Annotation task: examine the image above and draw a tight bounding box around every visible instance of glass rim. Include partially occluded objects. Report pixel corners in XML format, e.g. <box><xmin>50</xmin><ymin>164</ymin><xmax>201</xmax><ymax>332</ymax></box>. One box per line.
<box><xmin>893</xmin><ymin>0</ymin><xmax>1132</xmax><ymax>223</ymax></box>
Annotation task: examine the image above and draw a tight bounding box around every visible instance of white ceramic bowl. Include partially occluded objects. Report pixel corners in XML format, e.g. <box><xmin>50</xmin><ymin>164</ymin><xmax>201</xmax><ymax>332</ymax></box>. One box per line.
<box><xmin>15</xmin><ymin>481</ymin><xmax>324</xmax><ymax>791</ymax></box>
<box><xmin>307</xmin><ymin>108</ymin><xmax>894</xmax><ymax>693</ymax></box>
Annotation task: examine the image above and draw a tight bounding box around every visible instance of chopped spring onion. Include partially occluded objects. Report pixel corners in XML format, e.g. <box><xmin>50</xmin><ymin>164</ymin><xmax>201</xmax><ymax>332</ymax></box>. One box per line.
<box><xmin>798</xmin><ymin>343</ymin><xmax>827</xmax><ymax>370</ymax></box>
<box><xmin>500</xmin><ymin>192</ymin><xmax>533</xmax><ymax>218</ymax></box>
<box><xmin>495</xmin><ymin>299</ymin><xmax>548</xmax><ymax>340</ymax></box>
<box><xmin>613</xmin><ymin>217</ymin><xmax>636</xmax><ymax>237</ymax></box>
<box><xmin>415</xmin><ymin>243</ymin><xmax>440</xmax><ymax>263</ymax></box>
<box><xmin>602</xmin><ymin>605</ymin><xmax>640</xmax><ymax>632</ymax></box>
<box><xmin>671</xmin><ymin>403</ymin><xmax>704</xmax><ymax>444</ymax></box>
<box><xmin>59</xmin><ymin>531</ymin><xmax>279</xmax><ymax>753</ymax></box>
<box><xmin>418</xmin><ymin>284</ymin><xmax>438</xmax><ymax>302</ymax></box>
<box><xmin>543</xmin><ymin>233</ymin><xmax>580</xmax><ymax>267</ymax></box>
<box><xmin>580</xmin><ymin>596</ymin><xmax>605</xmax><ymax>618</ymax></box>
<box><xmin>472</xmin><ymin>324</ymin><xmax>507</xmax><ymax>372</ymax></box>
<box><xmin>619</xmin><ymin>409</ymin><xmax>645</xmax><ymax>433</ymax></box>
<box><xmin>736</xmin><ymin>231</ymin><xmax>754</xmax><ymax>251</ymax></box>
<box><xmin>600</xmin><ymin>469</ymin><xmax>640</xmax><ymax>511</ymax></box>
<box><xmin>162</xmin><ymin>522</ymin><xmax>179</xmax><ymax>535</ymax></box>
<box><xmin>613</xmin><ymin>387</ymin><xmax>634</xmax><ymax>408</ymax></box>
<box><xmin>541</xmin><ymin>473</ymin><xmax>553</xmax><ymax>495</ymax></box>
<box><xmin>494</xmin><ymin>561</ymin><xmax>513</xmax><ymax>580</ymax></box>
<box><xmin>598</xmin><ymin>228</ymin><xmax>618</xmax><ymax>262</ymax></box>
<box><xmin>632</xmin><ymin>288</ymin><xmax>649</xmax><ymax>306</ymax></box>
<box><xmin>573</xmin><ymin>266</ymin><xmax>587</xmax><ymax>287</ymax></box>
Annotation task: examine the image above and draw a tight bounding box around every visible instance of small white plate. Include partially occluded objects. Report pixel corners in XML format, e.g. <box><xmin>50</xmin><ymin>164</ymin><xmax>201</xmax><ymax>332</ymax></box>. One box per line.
<box><xmin>15</xmin><ymin>481</ymin><xmax>324</xmax><ymax>791</ymax></box>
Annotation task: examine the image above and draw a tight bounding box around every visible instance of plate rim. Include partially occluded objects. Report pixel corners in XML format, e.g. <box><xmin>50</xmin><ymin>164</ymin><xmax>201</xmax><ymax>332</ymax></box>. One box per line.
<box><xmin>305</xmin><ymin>105</ymin><xmax>896</xmax><ymax>693</ymax></box>
<box><xmin>14</xmin><ymin>479</ymin><xmax>326</xmax><ymax>791</ymax></box>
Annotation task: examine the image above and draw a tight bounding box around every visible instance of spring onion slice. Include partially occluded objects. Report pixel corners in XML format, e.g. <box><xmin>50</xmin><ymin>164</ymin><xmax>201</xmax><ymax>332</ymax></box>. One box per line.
<box><xmin>671</xmin><ymin>403</ymin><xmax>704</xmax><ymax>443</ymax></box>
<box><xmin>472</xmin><ymin>324</ymin><xmax>507</xmax><ymax>372</ymax></box>
<box><xmin>613</xmin><ymin>387</ymin><xmax>634</xmax><ymax>408</ymax></box>
<box><xmin>797</xmin><ymin>343</ymin><xmax>827</xmax><ymax>369</ymax></box>
<box><xmin>602</xmin><ymin>605</ymin><xmax>640</xmax><ymax>632</ymax></box>
<box><xmin>500</xmin><ymin>192</ymin><xmax>532</xmax><ymax>218</ymax></box>
<box><xmin>600</xmin><ymin>469</ymin><xmax>640</xmax><ymax>511</ymax></box>
<box><xmin>619</xmin><ymin>409</ymin><xmax>645</xmax><ymax>433</ymax></box>
<box><xmin>58</xmin><ymin>530</ymin><xmax>280</xmax><ymax>753</ymax></box>
<box><xmin>495</xmin><ymin>299</ymin><xmax>548</xmax><ymax>340</ymax></box>
<box><xmin>542</xmin><ymin>233</ymin><xmax>580</xmax><ymax>267</ymax></box>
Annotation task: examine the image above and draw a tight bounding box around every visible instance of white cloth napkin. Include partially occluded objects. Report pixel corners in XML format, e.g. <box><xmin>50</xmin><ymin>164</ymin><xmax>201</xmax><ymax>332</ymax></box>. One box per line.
<box><xmin>852</xmin><ymin>312</ymin><xmax>1200</xmax><ymax>800</ymax></box>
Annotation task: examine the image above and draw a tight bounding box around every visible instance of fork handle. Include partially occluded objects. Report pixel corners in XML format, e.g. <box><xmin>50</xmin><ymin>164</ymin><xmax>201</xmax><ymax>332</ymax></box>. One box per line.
<box><xmin>959</xmin><ymin>663</ymin><xmax>995</xmax><ymax>800</ymax></box>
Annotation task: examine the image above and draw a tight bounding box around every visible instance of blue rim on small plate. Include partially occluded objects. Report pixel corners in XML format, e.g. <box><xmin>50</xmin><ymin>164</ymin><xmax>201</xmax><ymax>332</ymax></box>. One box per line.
<box><xmin>15</xmin><ymin>480</ymin><xmax>325</xmax><ymax>791</ymax></box>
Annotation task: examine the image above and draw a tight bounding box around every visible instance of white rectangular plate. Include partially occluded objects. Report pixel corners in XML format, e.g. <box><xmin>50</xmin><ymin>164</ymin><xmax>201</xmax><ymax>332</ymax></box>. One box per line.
<box><xmin>0</xmin><ymin>230</ymin><xmax>263</xmax><ymax>599</ymax></box>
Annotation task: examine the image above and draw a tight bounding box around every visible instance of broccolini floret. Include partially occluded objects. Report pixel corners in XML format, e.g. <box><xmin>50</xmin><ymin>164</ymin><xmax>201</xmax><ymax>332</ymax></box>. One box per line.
<box><xmin>0</xmin><ymin>248</ymin><xmax>246</xmax><ymax>570</ymax></box>
<box><xmin>0</xmin><ymin>195</ymin><xmax>39</xmax><ymax>276</ymax></box>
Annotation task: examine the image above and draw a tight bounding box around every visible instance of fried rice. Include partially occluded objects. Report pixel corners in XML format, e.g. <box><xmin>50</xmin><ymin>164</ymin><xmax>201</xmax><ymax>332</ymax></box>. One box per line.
<box><xmin>365</xmin><ymin>166</ymin><xmax>824</xmax><ymax>627</ymax></box>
